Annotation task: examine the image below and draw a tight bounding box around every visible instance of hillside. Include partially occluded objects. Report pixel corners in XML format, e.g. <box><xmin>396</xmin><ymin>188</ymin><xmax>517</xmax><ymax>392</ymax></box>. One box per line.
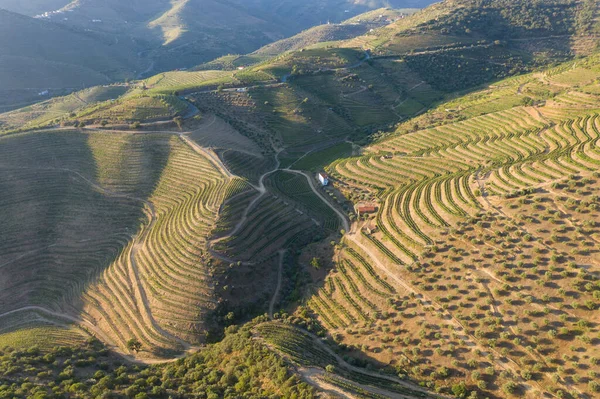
<box><xmin>0</xmin><ymin>0</ymin><xmax>69</xmax><ymax>16</ymax></box>
<box><xmin>252</xmin><ymin>9</ymin><xmax>417</xmax><ymax>58</ymax></box>
<box><xmin>30</xmin><ymin>0</ymin><xmax>437</xmax><ymax>73</ymax></box>
<box><xmin>0</xmin><ymin>9</ymin><xmax>140</xmax><ymax>112</ymax></box>
<box><xmin>0</xmin><ymin>1</ymin><xmax>436</xmax><ymax>112</ymax></box>
<box><xmin>192</xmin><ymin>8</ymin><xmax>416</xmax><ymax>71</ymax></box>
<box><xmin>2</xmin><ymin>52</ymin><xmax>600</xmax><ymax>399</ymax></box>
<box><xmin>0</xmin><ymin>1</ymin><xmax>599</xmax><ymax>399</ymax></box>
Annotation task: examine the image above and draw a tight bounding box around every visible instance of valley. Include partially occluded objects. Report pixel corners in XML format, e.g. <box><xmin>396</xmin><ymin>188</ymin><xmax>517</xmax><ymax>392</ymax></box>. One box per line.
<box><xmin>0</xmin><ymin>1</ymin><xmax>599</xmax><ymax>399</ymax></box>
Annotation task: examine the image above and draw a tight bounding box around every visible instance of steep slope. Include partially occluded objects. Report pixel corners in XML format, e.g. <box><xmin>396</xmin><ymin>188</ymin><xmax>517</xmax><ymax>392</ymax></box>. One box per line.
<box><xmin>344</xmin><ymin>0</ymin><xmax>600</xmax><ymax>54</ymax></box>
<box><xmin>252</xmin><ymin>9</ymin><xmax>416</xmax><ymax>58</ymax></box>
<box><xmin>0</xmin><ymin>9</ymin><xmax>138</xmax><ymax>84</ymax></box>
<box><xmin>1</xmin><ymin>0</ymin><xmax>599</xmax><ymax>386</ymax></box>
<box><xmin>309</xmin><ymin>53</ymin><xmax>600</xmax><ymax>399</ymax></box>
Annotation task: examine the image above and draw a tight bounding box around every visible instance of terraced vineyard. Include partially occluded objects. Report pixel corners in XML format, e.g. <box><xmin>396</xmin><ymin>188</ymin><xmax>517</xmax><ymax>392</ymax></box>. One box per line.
<box><xmin>266</xmin><ymin>171</ymin><xmax>341</xmax><ymax>231</ymax></box>
<box><xmin>2</xmin><ymin>2</ymin><xmax>600</xmax><ymax>398</ymax></box>
<box><xmin>0</xmin><ymin>311</ymin><xmax>87</xmax><ymax>350</ymax></box>
<box><xmin>0</xmin><ymin>129</ymin><xmax>232</xmax><ymax>359</ymax></box>
<box><xmin>0</xmin><ymin>85</ymin><xmax>129</xmax><ymax>131</ymax></box>
<box><xmin>305</xmin><ymin>60</ymin><xmax>600</xmax><ymax>399</ymax></box>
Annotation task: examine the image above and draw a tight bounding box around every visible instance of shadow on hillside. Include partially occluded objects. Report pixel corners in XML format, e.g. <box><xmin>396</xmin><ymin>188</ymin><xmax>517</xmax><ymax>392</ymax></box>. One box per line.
<box><xmin>0</xmin><ymin>129</ymin><xmax>174</xmax><ymax>357</ymax></box>
<box><xmin>211</xmin><ymin>225</ymin><xmax>326</xmax><ymax>336</ymax></box>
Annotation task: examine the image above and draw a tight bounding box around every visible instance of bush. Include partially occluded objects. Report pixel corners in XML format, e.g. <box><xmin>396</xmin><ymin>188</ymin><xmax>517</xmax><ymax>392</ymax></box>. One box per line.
<box><xmin>452</xmin><ymin>381</ymin><xmax>468</xmax><ymax>398</ymax></box>
<box><xmin>502</xmin><ymin>381</ymin><xmax>518</xmax><ymax>395</ymax></box>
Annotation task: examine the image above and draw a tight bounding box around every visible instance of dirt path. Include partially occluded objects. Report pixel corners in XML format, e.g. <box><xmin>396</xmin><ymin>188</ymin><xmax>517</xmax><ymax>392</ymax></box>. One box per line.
<box><xmin>0</xmin><ymin>306</ymin><xmax>193</xmax><ymax>365</ymax></box>
<box><xmin>0</xmin><ymin>306</ymin><xmax>144</xmax><ymax>361</ymax></box>
<box><xmin>257</xmin><ymin>322</ymin><xmax>442</xmax><ymax>398</ymax></box>
<box><xmin>343</xmin><ymin>233</ymin><xmax>547</xmax><ymax>394</ymax></box>
<box><xmin>127</xmin><ymin>202</ymin><xmax>194</xmax><ymax>352</ymax></box>
<box><xmin>343</xmin><ymin>86</ymin><xmax>368</xmax><ymax>97</ymax></box>
<box><xmin>268</xmin><ymin>250</ymin><xmax>287</xmax><ymax>319</ymax></box>
<box><xmin>0</xmin><ymin>163</ymin><xmax>194</xmax><ymax>359</ymax></box>
<box><xmin>299</xmin><ymin>367</ymin><xmax>424</xmax><ymax>399</ymax></box>
<box><xmin>210</xmin><ymin>149</ymin><xmax>282</xmax><ymax>248</ymax></box>
<box><xmin>284</xmin><ymin>170</ymin><xmax>350</xmax><ymax>232</ymax></box>
<box><xmin>298</xmin><ymin>367</ymin><xmax>357</xmax><ymax>398</ymax></box>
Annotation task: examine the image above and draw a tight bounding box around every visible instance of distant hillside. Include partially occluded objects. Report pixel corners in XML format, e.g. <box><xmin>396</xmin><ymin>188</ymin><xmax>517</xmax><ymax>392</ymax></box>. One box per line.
<box><xmin>345</xmin><ymin>0</ymin><xmax>600</xmax><ymax>53</ymax></box>
<box><xmin>0</xmin><ymin>0</ymin><xmax>436</xmax><ymax>111</ymax></box>
<box><xmin>0</xmin><ymin>0</ymin><xmax>70</xmax><ymax>16</ymax></box>
<box><xmin>0</xmin><ymin>9</ymin><xmax>140</xmax><ymax>111</ymax></box>
<box><xmin>253</xmin><ymin>9</ymin><xmax>417</xmax><ymax>58</ymax></box>
<box><xmin>32</xmin><ymin>0</ymin><xmax>437</xmax><ymax>72</ymax></box>
<box><xmin>194</xmin><ymin>8</ymin><xmax>417</xmax><ymax>71</ymax></box>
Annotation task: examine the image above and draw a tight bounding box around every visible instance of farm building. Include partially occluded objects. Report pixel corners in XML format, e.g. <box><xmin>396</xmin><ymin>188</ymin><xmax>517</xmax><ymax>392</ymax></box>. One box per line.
<box><xmin>355</xmin><ymin>204</ymin><xmax>378</xmax><ymax>217</ymax></box>
<box><xmin>318</xmin><ymin>172</ymin><xmax>329</xmax><ymax>186</ymax></box>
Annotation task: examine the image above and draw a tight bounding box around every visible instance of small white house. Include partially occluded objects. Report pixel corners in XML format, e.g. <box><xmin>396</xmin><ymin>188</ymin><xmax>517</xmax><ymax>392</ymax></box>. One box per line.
<box><xmin>318</xmin><ymin>172</ymin><xmax>329</xmax><ymax>186</ymax></box>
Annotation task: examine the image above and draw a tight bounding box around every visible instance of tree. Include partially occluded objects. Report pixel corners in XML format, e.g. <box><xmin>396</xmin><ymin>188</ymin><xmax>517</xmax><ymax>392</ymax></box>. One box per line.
<box><xmin>502</xmin><ymin>381</ymin><xmax>518</xmax><ymax>395</ymax></box>
<box><xmin>521</xmin><ymin>96</ymin><xmax>534</xmax><ymax>106</ymax></box>
<box><xmin>452</xmin><ymin>382</ymin><xmax>468</xmax><ymax>398</ymax></box>
<box><xmin>127</xmin><ymin>338</ymin><xmax>142</xmax><ymax>353</ymax></box>
<box><xmin>310</xmin><ymin>257</ymin><xmax>321</xmax><ymax>270</ymax></box>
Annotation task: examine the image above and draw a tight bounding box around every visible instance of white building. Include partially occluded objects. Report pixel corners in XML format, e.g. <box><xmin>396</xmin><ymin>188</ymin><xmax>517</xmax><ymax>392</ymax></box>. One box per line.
<box><xmin>318</xmin><ymin>172</ymin><xmax>329</xmax><ymax>186</ymax></box>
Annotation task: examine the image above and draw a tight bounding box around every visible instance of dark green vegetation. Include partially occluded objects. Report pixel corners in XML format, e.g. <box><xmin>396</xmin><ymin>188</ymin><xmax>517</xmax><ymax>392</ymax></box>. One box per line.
<box><xmin>0</xmin><ymin>321</ymin><xmax>316</xmax><ymax>399</ymax></box>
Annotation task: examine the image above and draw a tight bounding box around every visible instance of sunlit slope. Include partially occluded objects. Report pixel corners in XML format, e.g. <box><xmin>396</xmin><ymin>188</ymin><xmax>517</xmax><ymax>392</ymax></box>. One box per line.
<box><xmin>345</xmin><ymin>0</ymin><xmax>600</xmax><ymax>53</ymax></box>
<box><xmin>0</xmin><ymin>130</ymin><xmax>232</xmax><ymax>358</ymax></box>
<box><xmin>309</xmin><ymin>55</ymin><xmax>600</xmax><ymax>399</ymax></box>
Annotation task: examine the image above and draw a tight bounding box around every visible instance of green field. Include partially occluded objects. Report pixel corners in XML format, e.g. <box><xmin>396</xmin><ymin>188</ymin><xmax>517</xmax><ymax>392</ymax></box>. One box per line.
<box><xmin>267</xmin><ymin>171</ymin><xmax>341</xmax><ymax>231</ymax></box>
<box><xmin>290</xmin><ymin>142</ymin><xmax>353</xmax><ymax>171</ymax></box>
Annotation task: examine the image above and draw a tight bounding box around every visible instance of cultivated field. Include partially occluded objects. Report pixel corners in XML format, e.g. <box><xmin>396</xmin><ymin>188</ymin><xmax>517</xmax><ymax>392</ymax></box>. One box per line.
<box><xmin>0</xmin><ymin>129</ymin><xmax>233</xmax><ymax>359</ymax></box>
<box><xmin>305</xmin><ymin>59</ymin><xmax>600</xmax><ymax>399</ymax></box>
<box><xmin>1</xmin><ymin>3</ymin><xmax>600</xmax><ymax>397</ymax></box>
